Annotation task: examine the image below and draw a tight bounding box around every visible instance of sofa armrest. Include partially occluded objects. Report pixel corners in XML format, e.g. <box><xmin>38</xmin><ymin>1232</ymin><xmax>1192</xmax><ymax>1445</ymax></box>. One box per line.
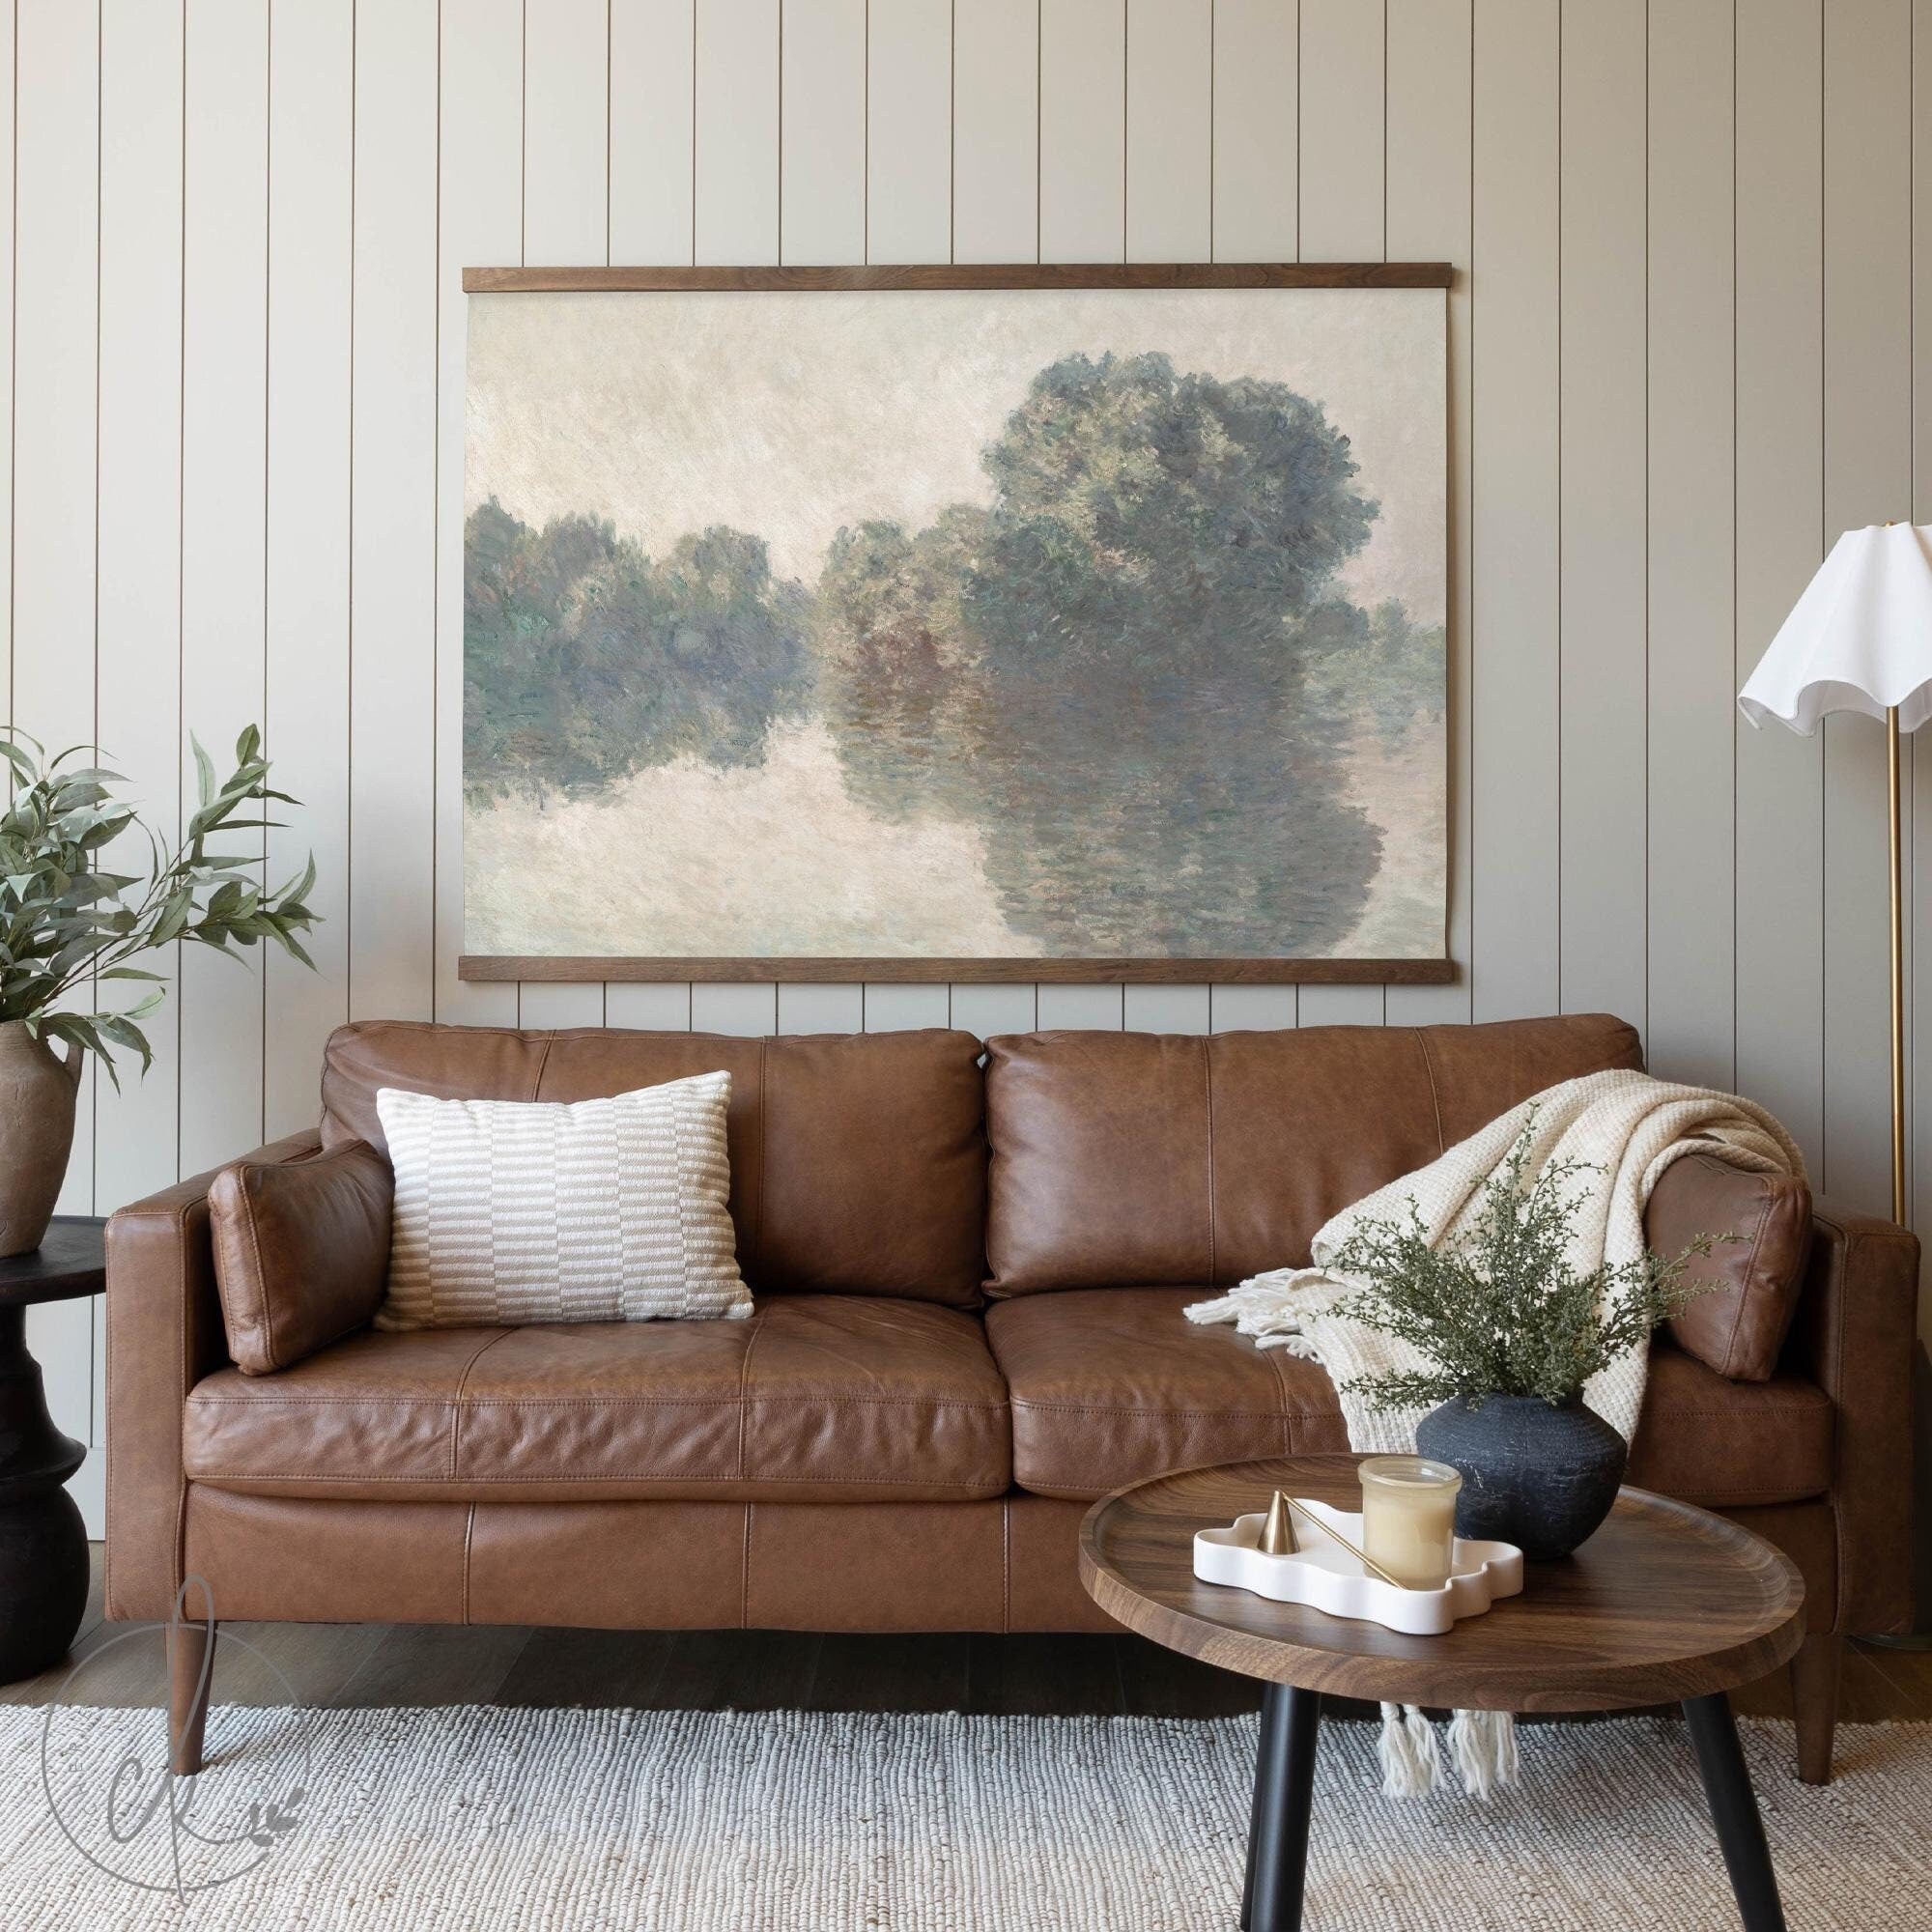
<box><xmin>1783</xmin><ymin>1196</ymin><xmax>1918</xmax><ymax>1634</ymax></box>
<box><xmin>105</xmin><ymin>1128</ymin><xmax>324</xmax><ymax>1620</ymax></box>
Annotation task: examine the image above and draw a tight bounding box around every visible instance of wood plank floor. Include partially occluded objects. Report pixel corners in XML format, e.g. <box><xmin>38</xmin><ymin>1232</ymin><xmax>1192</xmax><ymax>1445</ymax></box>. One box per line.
<box><xmin>9</xmin><ymin>1548</ymin><xmax>1929</xmax><ymax>1724</ymax></box>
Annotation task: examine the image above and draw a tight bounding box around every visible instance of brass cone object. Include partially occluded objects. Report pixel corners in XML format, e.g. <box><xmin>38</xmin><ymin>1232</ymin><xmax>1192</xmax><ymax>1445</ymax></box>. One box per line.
<box><xmin>1259</xmin><ymin>1490</ymin><xmax>1298</xmax><ymax>1555</ymax></box>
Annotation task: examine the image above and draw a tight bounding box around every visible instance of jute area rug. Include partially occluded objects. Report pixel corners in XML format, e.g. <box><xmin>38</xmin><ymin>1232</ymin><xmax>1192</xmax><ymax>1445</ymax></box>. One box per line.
<box><xmin>4</xmin><ymin>1704</ymin><xmax>1926</xmax><ymax>1930</ymax></box>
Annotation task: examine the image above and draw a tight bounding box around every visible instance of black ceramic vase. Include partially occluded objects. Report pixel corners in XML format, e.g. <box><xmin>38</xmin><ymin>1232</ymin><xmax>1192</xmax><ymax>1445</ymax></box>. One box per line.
<box><xmin>1413</xmin><ymin>1392</ymin><xmax>1627</xmax><ymax>1561</ymax></box>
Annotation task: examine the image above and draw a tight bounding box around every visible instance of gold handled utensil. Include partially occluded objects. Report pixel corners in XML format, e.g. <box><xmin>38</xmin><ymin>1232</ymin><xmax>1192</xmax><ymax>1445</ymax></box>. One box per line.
<box><xmin>1280</xmin><ymin>1492</ymin><xmax>1407</xmax><ymax>1589</ymax></box>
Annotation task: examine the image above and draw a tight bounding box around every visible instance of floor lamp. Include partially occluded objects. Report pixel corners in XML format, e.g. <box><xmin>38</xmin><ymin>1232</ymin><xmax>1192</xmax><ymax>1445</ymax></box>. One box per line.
<box><xmin>1738</xmin><ymin>520</ymin><xmax>1932</xmax><ymax>1232</ymax></box>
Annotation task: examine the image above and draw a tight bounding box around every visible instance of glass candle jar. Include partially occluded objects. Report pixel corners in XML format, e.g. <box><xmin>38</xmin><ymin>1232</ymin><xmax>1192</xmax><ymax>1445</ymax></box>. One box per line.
<box><xmin>1359</xmin><ymin>1456</ymin><xmax>1463</xmax><ymax>1590</ymax></box>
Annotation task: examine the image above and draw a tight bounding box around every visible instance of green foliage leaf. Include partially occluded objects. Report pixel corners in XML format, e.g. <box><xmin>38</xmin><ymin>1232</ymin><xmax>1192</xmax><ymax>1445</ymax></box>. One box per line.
<box><xmin>1326</xmin><ymin>1116</ymin><xmax>1738</xmax><ymax>1411</ymax></box>
<box><xmin>0</xmin><ymin>723</ymin><xmax>320</xmax><ymax>1067</ymax></box>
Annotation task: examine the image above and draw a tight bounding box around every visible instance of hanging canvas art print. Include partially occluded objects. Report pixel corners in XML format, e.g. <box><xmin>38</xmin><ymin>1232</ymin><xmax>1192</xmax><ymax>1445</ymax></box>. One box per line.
<box><xmin>459</xmin><ymin>266</ymin><xmax>1451</xmax><ymax>983</ymax></box>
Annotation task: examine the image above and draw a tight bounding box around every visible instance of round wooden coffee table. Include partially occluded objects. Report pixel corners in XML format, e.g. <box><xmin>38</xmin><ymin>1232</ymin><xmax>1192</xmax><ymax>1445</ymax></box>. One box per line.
<box><xmin>1080</xmin><ymin>1455</ymin><xmax>1806</xmax><ymax>1932</ymax></box>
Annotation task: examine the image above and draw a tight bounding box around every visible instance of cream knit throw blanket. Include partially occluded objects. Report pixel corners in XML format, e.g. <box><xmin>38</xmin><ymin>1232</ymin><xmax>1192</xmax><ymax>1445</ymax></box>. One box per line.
<box><xmin>1185</xmin><ymin>1067</ymin><xmax>1806</xmax><ymax>1800</ymax></box>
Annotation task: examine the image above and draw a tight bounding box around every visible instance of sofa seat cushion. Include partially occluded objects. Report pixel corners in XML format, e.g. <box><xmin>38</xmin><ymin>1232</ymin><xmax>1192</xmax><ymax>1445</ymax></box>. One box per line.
<box><xmin>985</xmin><ymin>1289</ymin><xmax>1350</xmax><ymax>1498</ymax></box>
<box><xmin>985</xmin><ymin>1290</ymin><xmax>1834</xmax><ymax>1508</ymax></box>
<box><xmin>183</xmin><ymin>1294</ymin><xmax>1009</xmax><ymax>1504</ymax></box>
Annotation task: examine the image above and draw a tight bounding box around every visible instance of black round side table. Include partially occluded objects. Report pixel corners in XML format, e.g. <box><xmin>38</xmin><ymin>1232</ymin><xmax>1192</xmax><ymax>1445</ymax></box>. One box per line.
<box><xmin>0</xmin><ymin>1215</ymin><xmax>104</xmax><ymax>1682</ymax></box>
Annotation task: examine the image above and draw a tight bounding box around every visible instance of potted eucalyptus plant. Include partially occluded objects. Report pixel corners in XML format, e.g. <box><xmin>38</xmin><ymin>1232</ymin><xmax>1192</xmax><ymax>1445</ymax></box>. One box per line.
<box><xmin>0</xmin><ymin>726</ymin><xmax>319</xmax><ymax>1255</ymax></box>
<box><xmin>1326</xmin><ymin>1126</ymin><xmax>1726</xmax><ymax>1560</ymax></box>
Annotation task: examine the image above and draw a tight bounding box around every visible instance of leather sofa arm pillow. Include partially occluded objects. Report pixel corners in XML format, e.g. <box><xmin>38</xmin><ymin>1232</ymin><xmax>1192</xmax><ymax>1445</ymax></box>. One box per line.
<box><xmin>209</xmin><ymin>1138</ymin><xmax>393</xmax><ymax>1375</ymax></box>
<box><xmin>1646</xmin><ymin>1151</ymin><xmax>1812</xmax><ymax>1382</ymax></box>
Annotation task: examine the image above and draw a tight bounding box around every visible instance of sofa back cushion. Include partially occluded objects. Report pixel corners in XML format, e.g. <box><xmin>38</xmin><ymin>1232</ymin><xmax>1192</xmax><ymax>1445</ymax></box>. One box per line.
<box><xmin>981</xmin><ymin>1013</ymin><xmax>1643</xmax><ymax>1293</ymax></box>
<box><xmin>321</xmin><ymin>1023</ymin><xmax>987</xmax><ymax>1305</ymax></box>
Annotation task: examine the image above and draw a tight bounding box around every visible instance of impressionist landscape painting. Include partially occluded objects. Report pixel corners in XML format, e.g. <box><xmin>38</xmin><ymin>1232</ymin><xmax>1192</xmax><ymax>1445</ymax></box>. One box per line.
<box><xmin>462</xmin><ymin>283</ymin><xmax>1446</xmax><ymax>968</ymax></box>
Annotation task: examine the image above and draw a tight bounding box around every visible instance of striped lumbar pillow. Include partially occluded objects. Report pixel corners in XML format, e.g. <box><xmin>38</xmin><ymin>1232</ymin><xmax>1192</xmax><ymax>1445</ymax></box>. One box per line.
<box><xmin>372</xmin><ymin>1071</ymin><xmax>751</xmax><ymax>1330</ymax></box>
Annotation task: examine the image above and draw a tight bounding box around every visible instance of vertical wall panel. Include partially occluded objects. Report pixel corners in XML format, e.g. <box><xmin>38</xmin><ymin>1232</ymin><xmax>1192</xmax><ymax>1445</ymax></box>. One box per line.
<box><xmin>1038</xmin><ymin>984</ymin><xmax>1125</xmax><ymax>1029</ymax></box>
<box><xmin>1295</xmin><ymin>0</ymin><xmax>1381</xmax><ymax>265</ymax></box>
<box><xmin>1823</xmin><ymin>0</ymin><xmax>1912</xmax><ymax>1212</ymax></box>
<box><xmin>1121</xmin><ymin>0</ymin><xmax>1209</xmax><ymax>1035</ymax></box>
<box><xmin>1124</xmin><ymin>0</ymin><xmax>1208</xmax><ymax>263</ymax></box>
<box><xmin>781</xmin><ymin>0</ymin><xmax>866</xmax><ymax>265</ymax></box>
<box><xmin>1296</xmin><ymin>0</ymin><xmax>1384</xmax><ymax>1030</ymax></box>
<box><xmin>771</xmin><ymin>0</ymin><xmax>867</xmax><ymax>1037</ymax></box>
<box><xmin>690</xmin><ymin>0</ymin><xmax>778</xmax><ymax>1031</ymax></box>
<box><xmin>97</xmin><ymin>0</ymin><xmax>182</xmax><ymax>1207</ymax></box>
<box><xmin>949</xmin><ymin>0</ymin><xmax>1039</xmax><ymax>1048</ymax></box>
<box><xmin>14</xmin><ymin>0</ymin><xmax>97</xmax><ymax>1440</ymax></box>
<box><xmin>867</xmin><ymin>0</ymin><xmax>951</xmax><ymax>263</ymax></box>
<box><xmin>1205</xmin><ymin>0</ymin><xmax>1301</xmax><ymax>1037</ymax></box>
<box><xmin>953</xmin><ymin>0</ymin><xmax>1037</xmax><ymax>264</ymax></box>
<box><xmin>1647</xmin><ymin>0</ymin><xmax>1736</xmax><ymax>1089</ymax></box>
<box><xmin>696</xmin><ymin>0</ymin><xmax>780</xmax><ymax>263</ymax></box>
<box><xmin>692</xmin><ymin>982</ymin><xmax>779</xmax><ymax>1034</ymax></box>
<box><xmin>517</xmin><ymin>0</ymin><xmax>611</xmax><ymax>1033</ymax></box>
<box><xmin>1468</xmin><ymin>0</ymin><xmax>1560</xmax><ymax>1021</ymax></box>
<box><xmin>1736</xmin><ymin>0</ymin><xmax>1825</xmax><ymax>1164</ymax></box>
<box><xmin>265</xmin><ymin>0</ymin><xmax>353</xmax><ymax>1138</ymax></box>
<box><xmin>525</xmin><ymin>0</ymin><xmax>611</xmax><ymax>266</ymax></box>
<box><xmin>1038</xmin><ymin>0</ymin><xmax>1124</xmax><ymax>1030</ymax></box>
<box><xmin>1555</xmin><ymin>0</ymin><xmax>1645</xmax><ymax>1032</ymax></box>
<box><xmin>951</xmin><ymin>984</ymin><xmax>1037</xmax><ymax>1039</ymax></box>
<box><xmin>1383</xmin><ymin>0</ymin><xmax>1471</xmax><ymax>1028</ymax></box>
<box><xmin>96</xmin><ymin>0</ymin><xmax>183</xmax><ymax>1446</ymax></box>
<box><xmin>435</xmin><ymin>0</ymin><xmax>523</xmax><ymax>1032</ymax></box>
<box><xmin>606</xmin><ymin>1</ymin><xmax>697</xmax><ymax>1034</ymax></box>
<box><xmin>611</xmin><ymin>0</ymin><xmax>696</xmax><ymax>263</ymax></box>
<box><xmin>351</xmin><ymin>0</ymin><xmax>439</xmax><ymax>1028</ymax></box>
<box><xmin>778</xmin><ymin>982</ymin><xmax>863</xmax><ymax>1032</ymax></box>
<box><xmin>865</xmin><ymin>984</ymin><xmax>950</xmax><ymax>1030</ymax></box>
<box><xmin>180</xmin><ymin>0</ymin><xmax>269</xmax><ymax>1176</ymax></box>
<box><xmin>1040</xmin><ymin>0</ymin><xmax>1124</xmax><ymax>261</ymax></box>
<box><xmin>1211</xmin><ymin>0</ymin><xmax>1293</xmax><ymax>264</ymax></box>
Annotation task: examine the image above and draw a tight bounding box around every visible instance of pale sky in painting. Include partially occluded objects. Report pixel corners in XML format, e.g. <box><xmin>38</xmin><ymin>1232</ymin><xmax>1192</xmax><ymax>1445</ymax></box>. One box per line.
<box><xmin>465</xmin><ymin>285</ymin><xmax>1446</xmax><ymax>625</ymax></box>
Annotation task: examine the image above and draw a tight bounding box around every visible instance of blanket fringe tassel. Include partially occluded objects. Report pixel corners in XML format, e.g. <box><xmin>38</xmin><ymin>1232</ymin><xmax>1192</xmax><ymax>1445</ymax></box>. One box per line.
<box><xmin>1378</xmin><ymin>1703</ymin><xmax>1517</xmax><ymax>1801</ymax></box>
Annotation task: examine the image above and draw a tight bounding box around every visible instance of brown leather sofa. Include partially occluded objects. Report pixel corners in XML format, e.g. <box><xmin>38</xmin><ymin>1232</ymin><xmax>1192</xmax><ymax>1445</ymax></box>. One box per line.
<box><xmin>105</xmin><ymin>1012</ymin><xmax>1916</xmax><ymax>1783</ymax></box>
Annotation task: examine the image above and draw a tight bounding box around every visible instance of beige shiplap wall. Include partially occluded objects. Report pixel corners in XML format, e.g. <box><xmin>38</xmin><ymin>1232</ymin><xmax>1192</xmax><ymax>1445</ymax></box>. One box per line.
<box><xmin>15</xmin><ymin>0</ymin><xmax>1932</xmax><ymax>1536</ymax></box>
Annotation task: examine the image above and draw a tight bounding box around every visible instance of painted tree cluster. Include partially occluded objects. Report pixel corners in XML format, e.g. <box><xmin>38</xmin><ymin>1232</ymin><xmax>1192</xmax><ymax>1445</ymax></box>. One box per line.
<box><xmin>465</xmin><ymin>351</ymin><xmax>1441</xmax><ymax>953</ymax></box>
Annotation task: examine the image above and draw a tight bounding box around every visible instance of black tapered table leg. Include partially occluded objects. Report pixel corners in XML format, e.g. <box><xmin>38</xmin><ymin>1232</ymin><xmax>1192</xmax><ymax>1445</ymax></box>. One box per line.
<box><xmin>1684</xmin><ymin>1692</ymin><xmax>1787</xmax><ymax>1932</ymax></box>
<box><xmin>1245</xmin><ymin>1686</ymin><xmax>1321</xmax><ymax>1932</ymax></box>
<box><xmin>1244</xmin><ymin>1685</ymin><xmax>1291</xmax><ymax>1924</ymax></box>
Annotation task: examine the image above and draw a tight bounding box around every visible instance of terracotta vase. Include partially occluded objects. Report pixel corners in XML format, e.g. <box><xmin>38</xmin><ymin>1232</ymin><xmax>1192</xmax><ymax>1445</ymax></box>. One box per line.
<box><xmin>0</xmin><ymin>1021</ymin><xmax>82</xmax><ymax>1257</ymax></box>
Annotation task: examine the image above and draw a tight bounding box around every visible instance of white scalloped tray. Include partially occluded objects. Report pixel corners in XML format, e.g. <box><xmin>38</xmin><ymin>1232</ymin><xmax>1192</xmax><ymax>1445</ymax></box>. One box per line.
<box><xmin>1193</xmin><ymin>1499</ymin><xmax>1523</xmax><ymax>1636</ymax></box>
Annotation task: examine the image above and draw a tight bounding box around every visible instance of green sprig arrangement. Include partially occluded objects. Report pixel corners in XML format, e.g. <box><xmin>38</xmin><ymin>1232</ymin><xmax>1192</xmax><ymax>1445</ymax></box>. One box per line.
<box><xmin>0</xmin><ymin>724</ymin><xmax>320</xmax><ymax>1085</ymax></box>
<box><xmin>1325</xmin><ymin>1120</ymin><xmax>1729</xmax><ymax>1411</ymax></box>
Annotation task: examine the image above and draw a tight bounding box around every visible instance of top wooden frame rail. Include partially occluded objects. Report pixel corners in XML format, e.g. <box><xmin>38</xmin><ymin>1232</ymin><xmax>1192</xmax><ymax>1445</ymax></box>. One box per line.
<box><xmin>463</xmin><ymin>263</ymin><xmax>1456</xmax><ymax>294</ymax></box>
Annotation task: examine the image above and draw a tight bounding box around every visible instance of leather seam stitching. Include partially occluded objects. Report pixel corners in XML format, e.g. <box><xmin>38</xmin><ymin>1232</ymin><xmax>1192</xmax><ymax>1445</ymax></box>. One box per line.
<box><xmin>1416</xmin><ymin>1028</ymin><xmax>1447</xmax><ymax>1157</ymax></box>
<box><xmin>1010</xmin><ymin>1401</ymin><xmax>1337</xmax><ymax>1421</ymax></box>
<box><xmin>527</xmin><ymin>1033</ymin><xmax>555</xmax><ymax>1100</ymax></box>
<box><xmin>234</xmin><ymin>1181</ymin><xmax>279</xmax><ymax>1372</ymax></box>
<box><xmin>183</xmin><ymin>1470</ymin><xmax>1009</xmax><ymax>1489</ymax></box>
<box><xmin>755</xmin><ymin>1038</ymin><xmax>769</xmax><ymax>1277</ymax></box>
<box><xmin>741</xmin><ymin>1504</ymin><xmax>753</xmax><ymax>1628</ymax></box>
<box><xmin>462</xmin><ymin>1503</ymin><xmax>475</xmax><ymax>1624</ymax></box>
<box><xmin>185</xmin><ymin>1394</ymin><xmax>1011</xmax><ymax>1410</ymax></box>
<box><xmin>1202</xmin><ymin>1037</ymin><xmax>1217</xmax><ymax>1288</ymax></box>
<box><xmin>449</xmin><ymin>1330</ymin><xmax>518</xmax><ymax>1478</ymax></box>
<box><xmin>735</xmin><ymin>1312</ymin><xmax>770</xmax><ymax>1482</ymax></box>
<box><xmin>1001</xmin><ymin>1497</ymin><xmax>1010</xmax><ymax>1633</ymax></box>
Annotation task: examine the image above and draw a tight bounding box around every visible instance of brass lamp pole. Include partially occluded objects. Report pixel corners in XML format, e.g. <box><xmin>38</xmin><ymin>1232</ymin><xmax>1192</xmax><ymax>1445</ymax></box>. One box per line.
<box><xmin>1889</xmin><ymin>701</ymin><xmax>1907</xmax><ymax>1228</ymax></box>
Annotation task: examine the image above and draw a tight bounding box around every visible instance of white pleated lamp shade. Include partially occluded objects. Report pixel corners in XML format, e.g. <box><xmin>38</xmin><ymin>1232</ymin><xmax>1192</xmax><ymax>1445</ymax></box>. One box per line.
<box><xmin>1738</xmin><ymin>522</ymin><xmax>1932</xmax><ymax>735</ymax></box>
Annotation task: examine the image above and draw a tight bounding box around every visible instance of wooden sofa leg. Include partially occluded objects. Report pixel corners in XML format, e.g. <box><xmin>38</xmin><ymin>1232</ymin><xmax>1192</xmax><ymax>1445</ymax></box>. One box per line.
<box><xmin>167</xmin><ymin>1615</ymin><xmax>214</xmax><ymax>1776</ymax></box>
<box><xmin>1790</xmin><ymin>1632</ymin><xmax>1839</xmax><ymax>1785</ymax></box>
